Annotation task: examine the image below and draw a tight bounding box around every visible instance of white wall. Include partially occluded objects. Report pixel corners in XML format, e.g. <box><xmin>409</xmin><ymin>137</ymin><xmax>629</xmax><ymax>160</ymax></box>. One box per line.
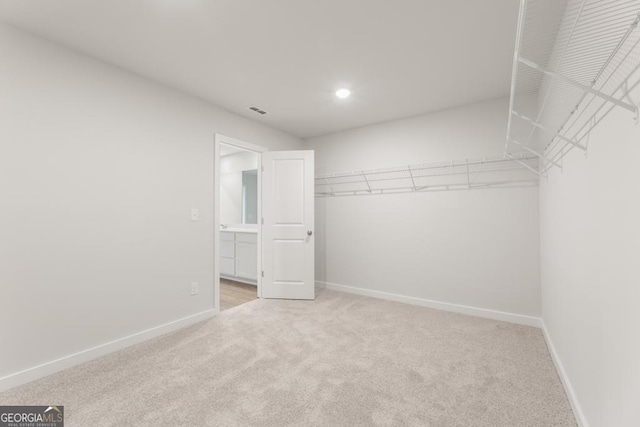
<box><xmin>220</xmin><ymin>151</ymin><xmax>258</xmax><ymax>225</ymax></box>
<box><xmin>540</xmin><ymin>70</ymin><xmax>640</xmax><ymax>427</ymax></box>
<box><xmin>0</xmin><ymin>23</ymin><xmax>301</xmax><ymax>388</ymax></box>
<box><xmin>220</xmin><ymin>151</ymin><xmax>260</xmax><ymax>174</ymax></box>
<box><xmin>306</xmin><ymin>98</ymin><xmax>541</xmax><ymax>321</ymax></box>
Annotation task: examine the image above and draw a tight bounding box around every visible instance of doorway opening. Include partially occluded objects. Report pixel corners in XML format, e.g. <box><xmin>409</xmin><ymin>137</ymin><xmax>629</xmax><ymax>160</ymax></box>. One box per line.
<box><xmin>214</xmin><ymin>134</ymin><xmax>266</xmax><ymax>312</ymax></box>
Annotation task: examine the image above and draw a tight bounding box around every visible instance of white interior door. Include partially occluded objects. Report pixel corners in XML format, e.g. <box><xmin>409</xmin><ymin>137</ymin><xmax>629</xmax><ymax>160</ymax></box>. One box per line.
<box><xmin>262</xmin><ymin>150</ymin><xmax>314</xmax><ymax>300</ymax></box>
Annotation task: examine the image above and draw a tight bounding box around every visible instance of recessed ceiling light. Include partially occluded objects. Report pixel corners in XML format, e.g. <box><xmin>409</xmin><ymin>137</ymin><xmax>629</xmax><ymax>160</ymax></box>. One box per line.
<box><xmin>335</xmin><ymin>88</ymin><xmax>351</xmax><ymax>99</ymax></box>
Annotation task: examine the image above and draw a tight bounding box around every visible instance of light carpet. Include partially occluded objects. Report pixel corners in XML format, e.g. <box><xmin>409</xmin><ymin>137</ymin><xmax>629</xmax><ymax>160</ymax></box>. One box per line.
<box><xmin>0</xmin><ymin>288</ymin><xmax>576</xmax><ymax>426</ymax></box>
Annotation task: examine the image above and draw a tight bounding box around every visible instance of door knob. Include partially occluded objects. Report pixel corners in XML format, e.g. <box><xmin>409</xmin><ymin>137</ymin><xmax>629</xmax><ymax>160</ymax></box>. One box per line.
<box><xmin>307</xmin><ymin>230</ymin><xmax>313</xmax><ymax>236</ymax></box>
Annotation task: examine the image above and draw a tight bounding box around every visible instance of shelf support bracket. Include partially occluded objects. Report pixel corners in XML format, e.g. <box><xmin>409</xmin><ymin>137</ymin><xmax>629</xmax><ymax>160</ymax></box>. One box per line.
<box><xmin>519</xmin><ymin>56</ymin><xmax>638</xmax><ymax>113</ymax></box>
<box><xmin>407</xmin><ymin>166</ymin><xmax>417</xmax><ymax>191</ymax></box>
<box><xmin>361</xmin><ymin>172</ymin><xmax>372</xmax><ymax>193</ymax></box>
<box><xmin>323</xmin><ymin>177</ymin><xmax>335</xmax><ymax>196</ymax></box>
<box><xmin>506</xmin><ymin>152</ymin><xmax>543</xmax><ymax>178</ymax></box>
<box><xmin>509</xmin><ymin>138</ymin><xmax>562</xmax><ymax>170</ymax></box>
<box><xmin>465</xmin><ymin>160</ymin><xmax>471</xmax><ymax>189</ymax></box>
<box><xmin>511</xmin><ymin>110</ymin><xmax>588</xmax><ymax>151</ymax></box>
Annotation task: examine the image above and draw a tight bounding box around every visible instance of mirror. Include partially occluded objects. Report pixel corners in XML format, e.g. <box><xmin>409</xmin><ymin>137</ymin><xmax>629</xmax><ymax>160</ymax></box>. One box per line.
<box><xmin>220</xmin><ymin>147</ymin><xmax>258</xmax><ymax>226</ymax></box>
<box><xmin>242</xmin><ymin>170</ymin><xmax>258</xmax><ymax>224</ymax></box>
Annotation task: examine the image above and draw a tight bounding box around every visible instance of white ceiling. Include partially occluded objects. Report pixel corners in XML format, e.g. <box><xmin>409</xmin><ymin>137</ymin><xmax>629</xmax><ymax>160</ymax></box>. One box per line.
<box><xmin>0</xmin><ymin>0</ymin><xmax>519</xmax><ymax>139</ymax></box>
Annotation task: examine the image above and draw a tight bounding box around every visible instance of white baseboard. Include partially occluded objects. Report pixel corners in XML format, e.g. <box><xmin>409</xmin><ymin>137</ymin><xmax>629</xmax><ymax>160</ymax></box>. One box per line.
<box><xmin>541</xmin><ymin>322</ymin><xmax>588</xmax><ymax>427</ymax></box>
<box><xmin>0</xmin><ymin>309</ymin><xmax>217</xmax><ymax>392</ymax></box>
<box><xmin>316</xmin><ymin>281</ymin><xmax>542</xmax><ymax>328</ymax></box>
<box><xmin>220</xmin><ymin>274</ymin><xmax>257</xmax><ymax>286</ymax></box>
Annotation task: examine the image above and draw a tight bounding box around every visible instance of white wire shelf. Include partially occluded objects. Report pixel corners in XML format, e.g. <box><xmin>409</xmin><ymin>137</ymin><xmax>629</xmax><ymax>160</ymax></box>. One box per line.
<box><xmin>315</xmin><ymin>154</ymin><xmax>539</xmax><ymax>197</ymax></box>
<box><xmin>506</xmin><ymin>0</ymin><xmax>640</xmax><ymax>174</ymax></box>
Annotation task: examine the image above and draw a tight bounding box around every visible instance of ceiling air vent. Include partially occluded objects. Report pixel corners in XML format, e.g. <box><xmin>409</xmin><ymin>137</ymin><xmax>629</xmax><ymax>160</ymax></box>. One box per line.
<box><xmin>249</xmin><ymin>106</ymin><xmax>267</xmax><ymax>115</ymax></box>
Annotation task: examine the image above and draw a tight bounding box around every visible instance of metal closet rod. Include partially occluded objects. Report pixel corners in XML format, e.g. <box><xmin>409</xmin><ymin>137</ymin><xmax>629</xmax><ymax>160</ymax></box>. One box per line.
<box><xmin>314</xmin><ymin>154</ymin><xmax>540</xmax><ymax>197</ymax></box>
<box><xmin>315</xmin><ymin>179</ymin><xmax>540</xmax><ymax>198</ymax></box>
<box><xmin>542</xmin><ymin>68</ymin><xmax>640</xmax><ymax>174</ymax></box>
<box><xmin>538</xmin><ymin>14</ymin><xmax>640</xmax><ymax>171</ymax></box>
<box><xmin>318</xmin><ymin>165</ymin><xmax>534</xmax><ymax>186</ymax></box>
<box><xmin>315</xmin><ymin>154</ymin><xmax>538</xmax><ymax>181</ymax></box>
<box><xmin>505</xmin><ymin>0</ymin><xmax>640</xmax><ymax>171</ymax></box>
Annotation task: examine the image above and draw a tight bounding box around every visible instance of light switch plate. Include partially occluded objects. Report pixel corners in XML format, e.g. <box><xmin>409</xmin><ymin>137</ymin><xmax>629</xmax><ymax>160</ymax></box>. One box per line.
<box><xmin>190</xmin><ymin>208</ymin><xmax>199</xmax><ymax>221</ymax></box>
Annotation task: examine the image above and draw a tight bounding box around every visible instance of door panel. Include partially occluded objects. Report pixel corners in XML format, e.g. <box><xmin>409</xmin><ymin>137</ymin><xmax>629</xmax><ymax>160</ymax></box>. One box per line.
<box><xmin>273</xmin><ymin>159</ymin><xmax>305</xmax><ymax>224</ymax></box>
<box><xmin>262</xmin><ymin>150</ymin><xmax>314</xmax><ymax>300</ymax></box>
<box><xmin>273</xmin><ymin>239</ymin><xmax>306</xmax><ymax>281</ymax></box>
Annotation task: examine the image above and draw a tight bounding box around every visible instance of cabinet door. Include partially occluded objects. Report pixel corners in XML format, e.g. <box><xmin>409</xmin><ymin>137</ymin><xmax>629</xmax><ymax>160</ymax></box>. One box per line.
<box><xmin>220</xmin><ymin>239</ymin><xmax>235</xmax><ymax>259</ymax></box>
<box><xmin>236</xmin><ymin>232</ymin><xmax>257</xmax><ymax>243</ymax></box>
<box><xmin>220</xmin><ymin>231</ymin><xmax>235</xmax><ymax>241</ymax></box>
<box><xmin>235</xmin><ymin>241</ymin><xmax>257</xmax><ymax>280</ymax></box>
<box><xmin>220</xmin><ymin>257</ymin><xmax>235</xmax><ymax>276</ymax></box>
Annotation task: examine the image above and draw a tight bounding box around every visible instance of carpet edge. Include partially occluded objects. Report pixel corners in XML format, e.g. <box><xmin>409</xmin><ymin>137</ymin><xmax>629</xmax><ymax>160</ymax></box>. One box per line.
<box><xmin>541</xmin><ymin>322</ymin><xmax>588</xmax><ymax>427</ymax></box>
<box><xmin>0</xmin><ymin>308</ymin><xmax>217</xmax><ymax>392</ymax></box>
<box><xmin>316</xmin><ymin>281</ymin><xmax>542</xmax><ymax>327</ymax></box>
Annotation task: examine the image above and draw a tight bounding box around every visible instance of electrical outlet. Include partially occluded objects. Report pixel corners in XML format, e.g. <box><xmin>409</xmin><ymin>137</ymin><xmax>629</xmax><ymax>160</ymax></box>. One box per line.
<box><xmin>190</xmin><ymin>282</ymin><xmax>199</xmax><ymax>296</ymax></box>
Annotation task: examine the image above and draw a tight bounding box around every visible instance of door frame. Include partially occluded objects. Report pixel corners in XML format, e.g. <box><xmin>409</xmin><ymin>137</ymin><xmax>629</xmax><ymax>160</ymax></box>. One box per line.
<box><xmin>214</xmin><ymin>134</ymin><xmax>267</xmax><ymax>312</ymax></box>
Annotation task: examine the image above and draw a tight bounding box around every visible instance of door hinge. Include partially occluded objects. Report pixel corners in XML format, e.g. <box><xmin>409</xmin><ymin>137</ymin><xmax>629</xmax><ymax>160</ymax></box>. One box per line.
<box><xmin>261</xmin><ymin>218</ymin><xmax>264</xmax><ymax>225</ymax></box>
<box><xmin>261</xmin><ymin>165</ymin><xmax>264</xmax><ymax>172</ymax></box>
<box><xmin>261</xmin><ymin>271</ymin><xmax>264</xmax><ymax>278</ymax></box>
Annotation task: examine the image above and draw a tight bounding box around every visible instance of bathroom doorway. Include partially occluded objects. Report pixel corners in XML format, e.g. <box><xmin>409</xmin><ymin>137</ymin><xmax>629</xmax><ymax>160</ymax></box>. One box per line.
<box><xmin>214</xmin><ymin>134</ymin><xmax>266</xmax><ymax>312</ymax></box>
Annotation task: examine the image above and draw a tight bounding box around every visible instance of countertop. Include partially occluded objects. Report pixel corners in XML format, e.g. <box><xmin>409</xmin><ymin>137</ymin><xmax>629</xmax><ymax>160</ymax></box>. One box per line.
<box><xmin>220</xmin><ymin>227</ymin><xmax>258</xmax><ymax>234</ymax></box>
